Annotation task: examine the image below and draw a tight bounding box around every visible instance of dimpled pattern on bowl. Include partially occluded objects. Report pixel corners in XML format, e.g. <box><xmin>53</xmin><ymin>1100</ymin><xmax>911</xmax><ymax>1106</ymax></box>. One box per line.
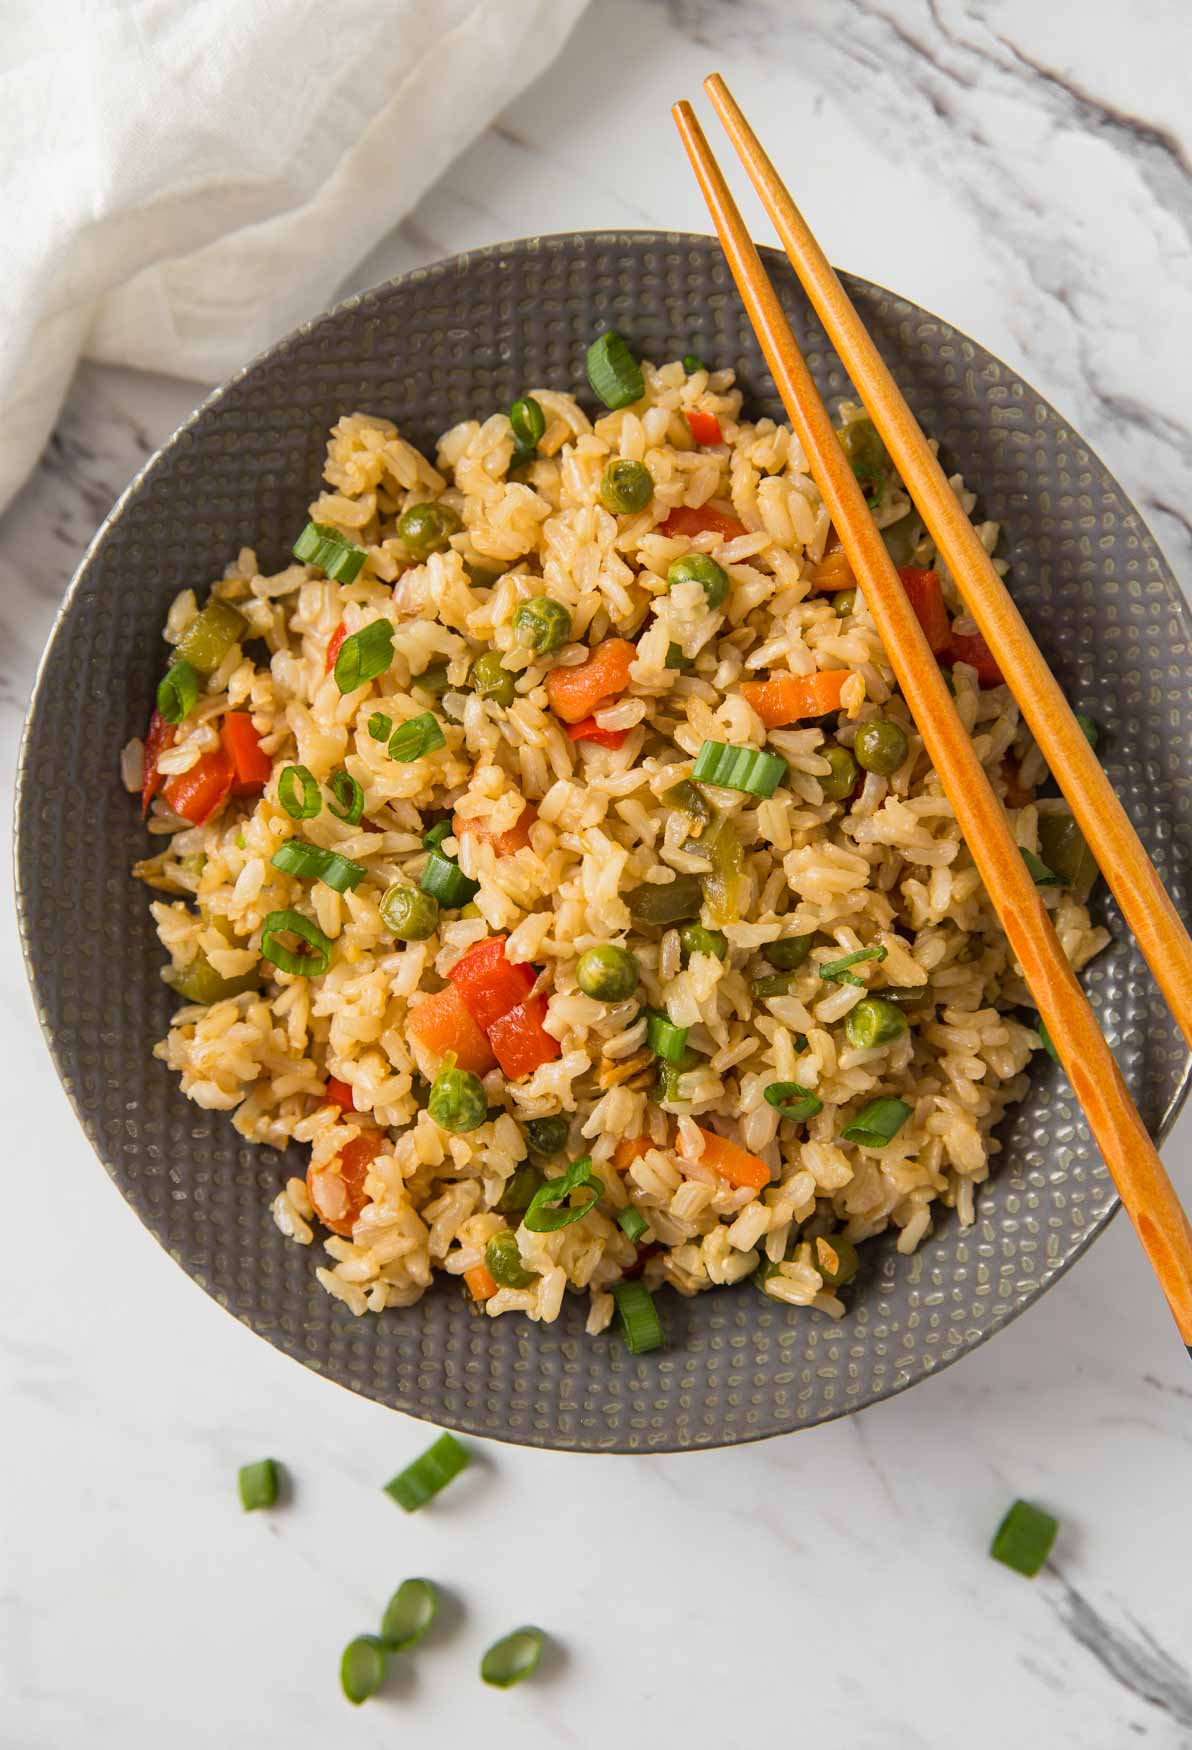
<box><xmin>15</xmin><ymin>234</ymin><xmax>1192</xmax><ymax>1451</ymax></box>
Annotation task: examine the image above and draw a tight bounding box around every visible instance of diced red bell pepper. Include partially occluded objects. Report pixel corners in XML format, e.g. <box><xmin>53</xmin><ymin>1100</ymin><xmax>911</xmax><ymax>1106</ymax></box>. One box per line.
<box><xmin>566</xmin><ymin>717</ymin><xmax>629</xmax><ymax>750</ymax></box>
<box><xmin>141</xmin><ymin>708</ymin><xmax>176</xmax><ymax>816</ymax></box>
<box><xmin>659</xmin><ymin>504</ymin><xmax>747</xmax><ymax>542</ymax></box>
<box><xmin>947</xmin><ymin>627</ymin><xmax>1004</xmax><ymax>688</ymax></box>
<box><xmin>163</xmin><ymin>747</ymin><xmax>236</xmax><ymax>826</ymax></box>
<box><xmin>685</xmin><ymin>409</ymin><xmax>723</xmax><ymax>446</ymax></box>
<box><xmin>325</xmin><ymin>621</ymin><xmax>348</xmax><ymax>675</ymax></box>
<box><xmin>488</xmin><ymin>994</ymin><xmax>561</xmax><ymax>1080</ymax></box>
<box><xmin>306</xmin><ymin>1129</ymin><xmax>386</xmax><ymax>1237</ymax></box>
<box><xmin>898</xmin><ymin>566</ymin><xmax>950</xmax><ymax>655</ymax></box>
<box><xmin>452</xmin><ymin>803</ymin><xmax>537</xmax><ymax>856</ymax></box>
<box><xmin>220</xmin><ymin>712</ymin><xmax>272</xmax><ymax>793</ymax></box>
<box><xmin>448</xmin><ymin>936</ymin><xmax>536</xmax><ymax>1033</ymax></box>
<box><xmin>324</xmin><ymin>1077</ymin><xmax>356</xmax><ymax>1111</ymax></box>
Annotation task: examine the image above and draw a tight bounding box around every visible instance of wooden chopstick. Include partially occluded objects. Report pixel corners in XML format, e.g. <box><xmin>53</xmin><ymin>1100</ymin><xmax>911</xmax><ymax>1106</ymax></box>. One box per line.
<box><xmin>704</xmin><ymin>72</ymin><xmax>1192</xmax><ymax>1055</ymax></box>
<box><xmin>672</xmin><ymin>97</ymin><xmax>1192</xmax><ymax>1353</ymax></box>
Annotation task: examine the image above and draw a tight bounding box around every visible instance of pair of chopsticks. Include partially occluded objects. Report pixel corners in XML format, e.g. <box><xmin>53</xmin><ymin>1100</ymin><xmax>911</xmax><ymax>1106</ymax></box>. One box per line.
<box><xmin>674</xmin><ymin>76</ymin><xmax>1192</xmax><ymax>1356</ymax></box>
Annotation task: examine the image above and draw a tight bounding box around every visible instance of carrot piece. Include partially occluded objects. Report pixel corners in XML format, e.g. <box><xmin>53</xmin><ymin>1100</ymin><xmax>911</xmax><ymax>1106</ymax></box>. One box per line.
<box><xmin>681</xmin><ymin>1125</ymin><xmax>770</xmax><ymax>1194</ymax></box>
<box><xmin>163</xmin><ymin>747</ymin><xmax>236</xmax><ymax>825</ymax></box>
<box><xmin>685</xmin><ymin>409</ymin><xmax>723</xmax><ymax>446</ymax></box>
<box><xmin>898</xmin><ymin>566</ymin><xmax>950</xmax><ymax>655</ymax></box>
<box><xmin>324</xmin><ymin>1076</ymin><xmax>356</xmax><ymax>1111</ymax></box>
<box><xmin>806</xmin><ymin>528</ymin><xmax>854</xmax><ymax>593</ymax></box>
<box><xmin>448</xmin><ymin>937</ymin><xmax>536</xmax><ymax>1033</ymax></box>
<box><xmin>741</xmin><ymin>668</ymin><xmax>853</xmax><ymax>728</ymax></box>
<box><xmin>465</xmin><ymin>1264</ymin><xmax>498</xmax><ymax>1302</ymax></box>
<box><xmin>453</xmin><ymin>802</ymin><xmax>537</xmax><ymax>856</ymax></box>
<box><xmin>488</xmin><ymin>995</ymin><xmax>561</xmax><ymax>1080</ymax></box>
<box><xmin>545</xmin><ymin>638</ymin><xmax>636</xmax><ymax>725</ymax></box>
<box><xmin>613</xmin><ymin>1136</ymin><xmax>652</xmax><ymax>1172</ymax></box>
<box><xmin>947</xmin><ymin>628</ymin><xmax>1005</xmax><ymax>688</ymax></box>
<box><xmin>566</xmin><ymin>717</ymin><xmax>629</xmax><ymax>750</ymax></box>
<box><xmin>141</xmin><ymin>708</ymin><xmax>176</xmax><ymax>816</ymax></box>
<box><xmin>659</xmin><ymin>504</ymin><xmax>747</xmax><ymax>541</ymax></box>
<box><xmin>220</xmin><ymin>712</ymin><xmax>272</xmax><ymax>793</ymax></box>
<box><xmin>307</xmin><ymin>1129</ymin><xmax>387</xmax><ymax>1237</ymax></box>
<box><xmin>325</xmin><ymin>621</ymin><xmax>348</xmax><ymax>675</ymax></box>
<box><xmin>407</xmin><ymin>983</ymin><xmax>497</xmax><ymax>1075</ymax></box>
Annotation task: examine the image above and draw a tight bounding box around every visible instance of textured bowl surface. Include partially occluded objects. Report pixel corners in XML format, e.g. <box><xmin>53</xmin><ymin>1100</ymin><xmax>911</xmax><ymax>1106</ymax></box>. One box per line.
<box><xmin>16</xmin><ymin>233</ymin><xmax>1192</xmax><ymax>1451</ymax></box>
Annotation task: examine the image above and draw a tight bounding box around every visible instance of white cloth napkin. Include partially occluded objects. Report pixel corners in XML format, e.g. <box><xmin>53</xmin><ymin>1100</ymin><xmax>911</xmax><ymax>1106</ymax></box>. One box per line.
<box><xmin>0</xmin><ymin>0</ymin><xmax>589</xmax><ymax>516</ymax></box>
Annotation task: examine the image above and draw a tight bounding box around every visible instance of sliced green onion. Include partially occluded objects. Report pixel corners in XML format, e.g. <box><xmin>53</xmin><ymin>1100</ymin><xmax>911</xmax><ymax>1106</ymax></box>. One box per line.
<box><xmin>818</xmin><ymin>945</ymin><xmax>888</xmax><ymax>986</ymax></box>
<box><xmin>367</xmin><ymin>711</ymin><xmax>393</xmax><ymax>742</ymax></box>
<box><xmin>523</xmin><ymin>1155</ymin><xmax>602</xmax><ymax>1233</ymax></box>
<box><xmin>380</xmin><ymin>1578</ymin><xmax>439</xmax><ymax>1653</ymax></box>
<box><xmin>1074</xmin><ymin>710</ymin><xmax>1098</xmax><ymax>749</ymax></box>
<box><xmin>497</xmin><ymin>1162</ymin><xmax>543</xmax><ymax>1213</ymax></box>
<box><xmin>645</xmin><ymin>1009</ymin><xmax>689</xmax><ymax>1064</ymax></box>
<box><xmin>388</xmin><ymin>712</ymin><xmax>446</xmax><ymax>763</ymax></box>
<box><xmin>384</xmin><ymin>1432</ymin><xmax>470</xmax><ymax>1512</ymax></box>
<box><xmin>1038</xmin><ymin>1019</ymin><xmax>1060</xmax><ymax>1064</ymax></box>
<box><xmin>328</xmin><ymin>769</ymin><xmax>364</xmax><ymax>826</ymax></box>
<box><xmin>625</xmin><ymin>873</ymin><xmax>703</xmax><ymax>926</ymax></box>
<box><xmin>340</xmin><ymin>1635</ymin><xmax>388</xmax><ymax>1705</ymax></box>
<box><xmin>691</xmin><ymin>740</ymin><xmax>786</xmax><ymax>798</ymax></box>
<box><xmin>610</xmin><ymin>1279</ymin><xmax>664</xmax><ymax>1354</ymax></box>
<box><xmin>1020</xmin><ymin>846</ymin><xmax>1060</xmax><ymax>885</ymax></box>
<box><xmin>334</xmin><ymin>620</ymin><xmax>394</xmax><ymax>694</ymax></box>
<box><xmin>156</xmin><ymin>660</ymin><xmax>200</xmax><ymax>725</ymax></box>
<box><xmin>420</xmin><ymin>850</ymin><xmax>479</xmax><ymax>907</ymax></box>
<box><xmin>617</xmin><ymin>1206</ymin><xmax>648</xmax><ymax>1242</ymax></box>
<box><xmin>509</xmin><ymin>395</ymin><xmax>546</xmax><ymax>464</ymax></box>
<box><xmin>292</xmin><ymin>520</ymin><xmax>367</xmax><ymax>583</ymax></box>
<box><xmin>278</xmin><ymin>764</ymin><xmax>322</xmax><ymax>821</ymax></box>
<box><xmin>423</xmin><ymin>819</ymin><xmax>452</xmax><ymax>851</ymax></box>
<box><xmin>586</xmin><ymin>330</ymin><xmax>644</xmax><ymax>410</ymax></box>
<box><xmin>840</xmin><ymin>1096</ymin><xmax>912</xmax><ymax>1148</ymax></box>
<box><xmin>682</xmin><ymin>352</ymin><xmax>705</xmax><ymax>374</ymax></box>
<box><xmin>271</xmin><ymin>839</ymin><xmax>367</xmax><ymax>893</ymax></box>
<box><xmin>237</xmin><ymin>1458</ymin><xmax>279</xmax><ymax>1511</ymax></box>
<box><xmin>480</xmin><ymin>1626</ymin><xmax>546</xmax><ymax>1689</ymax></box>
<box><xmin>990</xmin><ymin>1499</ymin><xmax>1058</xmax><ymax>1578</ymax></box>
<box><xmin>763</xmin><ymin>1082</ymin><xmax>823</xmax><ymax>1122</ymax></box>
<box><xmin>260</xmin><ymin>909</ymin><xmax>333</xmax><ymax>976</ymax></box>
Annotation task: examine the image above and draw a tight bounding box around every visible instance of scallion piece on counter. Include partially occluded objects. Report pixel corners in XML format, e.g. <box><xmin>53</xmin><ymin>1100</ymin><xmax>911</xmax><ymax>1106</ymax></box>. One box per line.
<box><xmin>645</xmin><ymin>1009</ymin><xmax>689</xmax><ymax>1064</ymax></box>
<box><xmin>691</xmin><ymin>740</ymin><xmax>786</xmax><ymax>798</ymax></box>
<box><xmin>1020</xmin><ymin>846</ymin><xmax>1060</xmax><ymax>885</ymax></box>
<box><xmin>524</xmin><ymin>1156</ymin><xmax>602</xmax><ymax>1233</ymax></box>
<box><xmin>367</xmin><ymin>711</ymin><xmax>393</xmax><ymax>742</ymax></box>
<box><xmin>610</xmin><ymin>1279</ymin><xmax>664</xmax><ymax>1354</ymax></box>
<box><xmin>388</xmin><ymin>712</ymin><xmax>446</xmax><ymax>763</ymax></box>
<box><xmin>420</xmin><ymin>850</ymin><xmax>479</xmax><ymax>907</ymax></box>
<box><xmin>278</xmin><ymin>763</ymin><xmax>322</xmax><ymax>821</ymax></box>
<box><xmin>334</xmin><ymin>619</ymin><xmax>394</xmax><ymax>693</ymax></box>
<box><xmin>292</xmin><ymin>520</ymin><xmax>367</xmax><ymax>583</ymax></box>
<box><xmin>380</xmin><ymin>1578</ymin><xmax>439</xmax><ymax>1653</ymax></box>
<box><xmin>156</xmin><ymin>660</ymin><xmax>200</xmax><ymax>725</ymax></box>
<box><xmin>617</xmin><ymin>1206</ymin><xmax>648</xmax><ymax>1242</ymax></box>
<box><xmin>585</xmin><ymin>330</ymin><xmax>644</xmax><ymax>410</ymax></box>
<box><xmin>818</xmin><ymin>945</ymin><xmax>888</xmax><ymax>987</ymax></box>
<box><xmin>840</xmin><ymin>1096</ymin><xmax>912</xmax><ymax>1148</ymax></box>
<box><xmin>990</xmin><ymin>1499</ymin><xmax>1058</xmax><ymax>1578</ymax></box>
<box><xmin>327</xmin><ymin>769</ymin><xmax>364</xmax><ymax>826</ymax></box>
<box><xmin>340</xmin><ymin>1635</ymin><xmax>388</xmax><ymax>1705</ymax></box>
<box><xmin>384</xmin><ymin>1432</ymin><xmax>470</xmax><ymax>1513</ymax></box>
<box><xmin>237</xmin><ymin>1458</ymin><xmax>280</xmax><ymax>1511</ymax></box>
<box><xmin>763</xmin><ymin>1082</ymin><xmax>823</xmax><ymax>1123</ymax></box>
<box><xmin>423</xmin><ymin>819</ymin><xmax>452</xmax><ymax>850</ymax></box>
<box><xmin>270</xmin><ymin>839</ymin><xmax>367</xmax><ymax>894</ymax></box>
<box><xmin>480</xmin><ymin>1627</ymin><xmax>546</xmax><ymax>1689</ymax></box>
<box><xmin>1038</xmin><ymin>1019</ymin><xmax>1061</xmax><ymax>1064</ymax></box>
<box><xmin>260</xmin><ymin>909</ymin><xmax>333</xmax><ymax>977</ymax></box>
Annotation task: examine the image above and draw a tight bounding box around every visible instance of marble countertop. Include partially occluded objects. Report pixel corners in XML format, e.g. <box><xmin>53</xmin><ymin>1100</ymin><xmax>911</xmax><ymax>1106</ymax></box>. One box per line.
<box><xmin>5</xmin><ymin>3</ymin><xmax>1192</xmax><ymax>1745</ymax></box>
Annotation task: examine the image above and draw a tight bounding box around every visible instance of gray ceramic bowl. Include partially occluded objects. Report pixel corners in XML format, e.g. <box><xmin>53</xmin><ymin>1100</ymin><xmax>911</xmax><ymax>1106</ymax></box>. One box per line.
<box><xmin>16</xmin><ymin>233</ymin><xmax>1192</xmax><ymax>1451</ymax></box>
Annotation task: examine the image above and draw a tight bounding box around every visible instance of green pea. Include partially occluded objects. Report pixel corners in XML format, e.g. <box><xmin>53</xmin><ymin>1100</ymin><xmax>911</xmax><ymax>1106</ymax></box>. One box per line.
<box><xmin>811</xmin><ymin>1233</ymin><xmax>860</xmax><ymax>1288</ymax></box>
<box><xmin>524</xmin><ymin>1116</ymin><xmax>569</xmax><ymax>1156</ymax></box>
<box><xmin>397</xmin><ymin>501</ymin><xmax>463</xmax><ymax>561</ymax></box>
<box><xmin>484</xmin><ymin>1230</ymin><xmax>537</xmax><ymax>1289</ymax></box>
<box><xmin>600</xmin><ymin>459</ymin><xmax>655</xmax><ymax>515</ymax></box>
<box><xmin>417</xmin><ymin>661</ymin><xmax>451</xmax><ymax>697</ymax></box>
<box><xmin>497</xmin><ymin>1163</ymin><xmax>543</xmax><ymax>1213</ymax></box>
<box><xmin>576</xmin><ymin>944</ymin><xmax>639</xmax><ymax>1002</ymax></box>
<box><xmin>679</xmin><ymin>923</ymin><xmax>727</xmax><ymax>963</ymax></box>
<box><xmin>765</xmin><ymin>934</ymin><xmax>814</xmax><ymax>971</ymax></box>
<box><xmin>470</xmin><ymin>651</ymin><xmax>515</xmax><ymax>707</ymax></box>
<box><xmin>428</xmin><ymin>1064</ymin><xmax>488</xmax><ymax>1134</ymax></box>
<box><xmin>753</xmin><ymin>972</ymin><xmax>796</xmax><ymax>999</ymax></box>
<box><xmin>380</xmin><ymin>883</ymin><xmax>439</xmax><ymax>941</ymax></box>
<box><xmin>854</xmin><ymin>717</ymin><xmax>909</xmax><ymax>776</ymax></box>
<box><xmin>514</xmin><ymin>597</ymin><xmax>572</xmax><ymax>655</ymax></box>
<box><xmin>666</xmin><ymin>553</ymin><xmax>729</xmax><ymax>610</ymax></box>
<box><xmin>820</xmin><ymin>743</ymin><xmax>859</xmax><ymax>801</ymax></box>
<box><xmin>833</xmin><ymin>588</ymin><xmax>857</xmax><ymax>619</ymax></box>
<box><xmin>844</xmin><ymin>997</ymin><xmax>908</xmax><ymax>1050</ymax></box>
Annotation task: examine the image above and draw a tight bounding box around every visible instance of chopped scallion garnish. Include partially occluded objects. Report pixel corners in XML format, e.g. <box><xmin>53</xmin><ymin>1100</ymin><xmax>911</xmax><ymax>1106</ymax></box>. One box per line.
<box><xmin>523</xmin><ymin>1156</ymin><xmax>602</xmax><ymax>1233</ymax></box>
<box><xmin>237</xmin><ymin>1458</ymin><xmax>280</xmax><ymax>1511</ymax></box>
<box><xmin>423</xmin><ymin>819</ymin><xmax>452</xmax><ymax>850</ymax></box>
<box><xmin>480</xmin><ymin>1626</ymin><xmax>546</xmax><ymax>1689</ymax></box>
<box><xmin>292</xmin><ymin>520</ymin><xmax>367</xmax><ymax>583</ymax></box>
<box><xmin>334</xmin><ymin>620</ymin><xmax>394</xmax><ymax>694</ymax></box>
<box><xmin>384</xmin><ymin>1432</ymin><xmax>470</xmax><ymax>1513</ymax></box>
<box><xmin>1020</xmin><ymin>846</ymin><xmax>1060</xmax><ymax>885</ymax></box>
<box><xmin>367</xmin><ymin>712</ymin><xmax>392</xmax><ymax>742</ymax></box>
<box><xmin>617</xmin><ymin>1206</ymin><xmax>648</xmax><ymax>1242</ymax></box>
<box><xmin>763</xmin><ymin>1081</ymin><xmax>823</xmax><ymax>1122</ymax></box>
<box><xmin>645</xmin><ymin>1009</ymin><xmax>689</xmax><ymax>1064</ymax></box>
<box><xmin>388</xmin><ymin>712</ymin><xmax>446</xmax><ymax>763</ymax></box>
<box><xmin>156</xmin><ymin>660</ymin><xmax>200</xmax><ymax>725</ymax></box>
<box><xmin>271</xmin><ymin>839</ymin><xmax>367</xmax><ymax>893</ymax></box>
<box><xmin>260</xmin><ymin>909</ymin><xmax>332</xmax><ymax>977</ymax></box>
<box><xmin>990</xmin><ymin>1498</ymin><xmax>1058</xmax><ymax>1577</ymax></box>
<box><xmin>420</xmin><ymin>850</ymin><xmax>479</xmax><ymax>907</ymax></box>
<box><xmin>585</xmin><ymin>330</ymin><xmax>644</xmax><ymax>410</ymax></box>
<box><xmin>691</xmin><ymin>740</ymin><xmax>786</xmax><ymax>798</ymax></box>
<box><xmin>278</xmin><ymin>763</ymin><xmax>321</xmax><ymax>821</ymax></box>
<box><xmin>610</xmin><ymin>1279</ymin><xmax>664</xmax><ymax>1354</ymax></box>
<box><xmin>1038</xmin><ymin>1019</ymin><xmax>1060</xmax><ymax>1063</ymax></box>
<box><xmin>840</xmin><ymin>1096</ymin><xmax>912</xmax><ymax>1148</ymax></box>
<box><xmin>327</xmin><ymin>769</ymin><xmax>364</xmax><ymax>826</ymax></box>
<box><xmin>818</xmin><ymin>945</ymin><xmax>887</xmax><ymax>986</ymax></box>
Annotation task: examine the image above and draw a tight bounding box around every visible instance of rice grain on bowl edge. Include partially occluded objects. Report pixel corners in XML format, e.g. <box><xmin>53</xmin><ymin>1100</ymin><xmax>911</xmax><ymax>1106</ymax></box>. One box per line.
<box><xmin>123</xmin><ymin>347</ymin><xmax>1107</xmax><ymax>1340</ymax></box>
